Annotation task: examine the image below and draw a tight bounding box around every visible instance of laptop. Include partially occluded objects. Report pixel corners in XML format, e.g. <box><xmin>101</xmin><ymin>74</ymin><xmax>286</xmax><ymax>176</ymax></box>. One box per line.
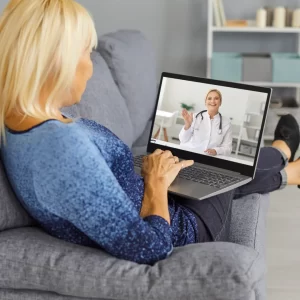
<box><xmin>134</xmin><ymin>72</ymin><xmax>272</xmax><ymax>200</ymax></box>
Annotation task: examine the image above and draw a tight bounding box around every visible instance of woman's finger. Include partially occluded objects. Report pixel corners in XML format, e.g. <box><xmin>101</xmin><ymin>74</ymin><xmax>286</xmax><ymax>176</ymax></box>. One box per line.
<box><xmin>179</xmin><ymin>160</ymin><xmax>194</xmax><ymax>169</ymax></box>
<box><xmin>152</xmin><ymin>149</ymin><xmax>164</xmax><ymax>156</ymax></box>
<box><xmin>168</xmin><ymin>156</ymin><xmax>179</xmax><ymax>164</ymax></box>
<box><xmin>161</xmin><ymin>150</ymin><xmax>173</xmax><ymax>158</ymax></box>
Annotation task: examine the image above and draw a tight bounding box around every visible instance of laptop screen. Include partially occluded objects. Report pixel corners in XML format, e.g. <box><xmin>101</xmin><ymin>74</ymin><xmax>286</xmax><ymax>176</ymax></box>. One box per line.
<box><xmin>149</xmin><ymin>74</ymin><xmax>271</xmax><ymax>173</ymax></box>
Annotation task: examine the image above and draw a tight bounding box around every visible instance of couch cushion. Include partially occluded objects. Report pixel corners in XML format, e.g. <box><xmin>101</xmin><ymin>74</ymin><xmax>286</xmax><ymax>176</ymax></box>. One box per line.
<box><xmin>62</xmin><ymin>51</ymin><xmax>134</xmax><ymax>148</ymax></box>
<box><xmin>0</xmin><ymin>159</ymin><xmax>34</xmax><ymax>232</ymax></box>
<box><xmin>131</xmin><ymin>119</ymin><xmax>152</xmax><ymax>155</ymax></box>
<box><xmin>230</xmin><ymin>193</ymin><xmax>269</xmax><ymax>255</ymax></box>
<box><xmin>0</xmin><ymin>227</ymin><xmax>264</xmax><ymax>300</ymax></box>
<box><xmin>98</xmin><ymin>30</ymin><xmax>157</xmax><ymax>144</ymax></box>
<box><xmin>0</xmin><ymin>289</ymin><xmax>102</xmax><ymax>300</ymax></box>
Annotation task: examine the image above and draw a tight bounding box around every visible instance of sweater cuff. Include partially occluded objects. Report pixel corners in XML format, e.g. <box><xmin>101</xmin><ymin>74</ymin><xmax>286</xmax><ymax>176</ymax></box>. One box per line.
<box><xmin>144</xmin><ymin>215</ymin><xmax>173</xmax><ymax>256</ymax></box>
<box><xmin>144</xmin><ymin>215</ymin><xmax>172</xmax><ymax>235</ymax></box>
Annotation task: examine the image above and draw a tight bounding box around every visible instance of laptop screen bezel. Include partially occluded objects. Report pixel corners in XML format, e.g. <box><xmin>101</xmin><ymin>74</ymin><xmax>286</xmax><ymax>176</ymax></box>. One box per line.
<box><xmin>147</xmin><ymin>72</ymin><xmax>272</xmax><ymax>178</ymax></box>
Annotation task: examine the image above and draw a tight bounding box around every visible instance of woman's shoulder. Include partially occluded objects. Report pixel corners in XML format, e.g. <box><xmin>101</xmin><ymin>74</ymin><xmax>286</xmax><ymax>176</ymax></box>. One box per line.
<box><xmin>38</xmin><ymin>120</ymin><xmax>96</xmax><ymax>151</ymax></box>
<box><xmin>35</xmin><ymin>119</ymin><xmax>122</xmax><ymax>161</ymax></box>
<box><xmin>1</xmin><ymin>120</ymin><xmax>99</xmax><ymax>179</ymax></box>
<box><xmin>34</xmin><ymin>119</ymin><xmax>90</xmax><ymax>143</ymax></box>
<box><xmin>4</xmin><ymin>118</ymin><xmax>119</xmax><ymax>166</ymax></box>
<box><xmin>29</xmin><ymin>121</ymin><xmax>103</xmax><ymax>168</ymax></box>
<box><xmin>4</xmin><ymin>119</ymin><xmax>93</xmax><ymax>156</ymax></box>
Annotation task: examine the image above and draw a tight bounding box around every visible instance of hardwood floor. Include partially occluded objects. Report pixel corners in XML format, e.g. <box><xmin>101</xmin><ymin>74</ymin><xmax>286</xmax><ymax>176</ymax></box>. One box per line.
<box><xmin>267</xmin><ymin>186</ymin><xmax>300</xmax><ymax>299</ymax></box>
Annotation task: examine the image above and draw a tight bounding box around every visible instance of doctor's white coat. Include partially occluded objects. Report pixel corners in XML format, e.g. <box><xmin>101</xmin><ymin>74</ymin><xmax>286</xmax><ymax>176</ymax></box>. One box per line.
<box><xmin>179</xmin><ymin>111</ymin><xmax>233</xmax><ymax>156</ymax></box>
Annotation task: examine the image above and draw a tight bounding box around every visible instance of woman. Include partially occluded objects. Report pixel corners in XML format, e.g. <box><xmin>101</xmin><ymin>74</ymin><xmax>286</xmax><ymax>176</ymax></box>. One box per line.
<box><xmin>179</xmin><ymin>89</ymin><xmax>232</xmax><ymax>156</ymax></box>
<box><xmin>1</xmin><ymin>0</ymin><xmax>300</xmax><ymax>266</ymax></box>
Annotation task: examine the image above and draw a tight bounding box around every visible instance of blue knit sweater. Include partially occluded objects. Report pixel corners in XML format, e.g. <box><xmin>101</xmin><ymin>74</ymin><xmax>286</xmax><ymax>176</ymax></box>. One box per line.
<box><xmin>1</xmin><ymin>118</ymin><xmax>198</xmax><ymax>264</ymax></box>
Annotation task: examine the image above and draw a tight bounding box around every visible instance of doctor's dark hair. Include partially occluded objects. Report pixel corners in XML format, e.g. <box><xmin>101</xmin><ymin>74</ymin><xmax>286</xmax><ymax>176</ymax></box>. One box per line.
<box><xmin>205</xmin><ymin>89</ymin><xmax>222</xmax><ymax>104</ymax></box>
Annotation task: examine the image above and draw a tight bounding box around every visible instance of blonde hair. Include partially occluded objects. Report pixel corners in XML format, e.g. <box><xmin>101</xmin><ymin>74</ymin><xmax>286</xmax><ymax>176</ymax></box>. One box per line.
<box><xmin>0</xmin><ymin>0</ymin><xmax>98</xmax><ymax>139</ymax></box>
<box><xmin>205</xmin><ymin>89</ymin><xmax>222</xmax><ymax>103</ymax></box>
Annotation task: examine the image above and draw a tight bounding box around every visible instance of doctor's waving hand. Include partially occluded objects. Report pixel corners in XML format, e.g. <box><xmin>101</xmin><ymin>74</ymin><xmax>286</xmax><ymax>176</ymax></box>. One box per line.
<box><xmin>179</xmin><ymin>89</ymin><xmax>233</xmax><ymax>156</ymax></box>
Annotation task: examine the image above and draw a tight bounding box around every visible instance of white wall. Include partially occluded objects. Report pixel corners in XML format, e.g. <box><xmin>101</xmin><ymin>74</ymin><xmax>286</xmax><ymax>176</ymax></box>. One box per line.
<box><xmin>245</xmin><ymin>91</ymin><xmax>269</xmax><ymax>129</ymax></box>
<box><xmin>247</xmin><ymin>91</ymin><xmax>268</xmax><ymax>112</ymax></box>
<box><xmin>160</xmin><ymin>78</ymin><xmax>251</xmax><ymax>125</ymax></box>
<box><xmin>157</xmin><ymin>77</ymin><xmax>168</xmax><ymax>110</ymax></box>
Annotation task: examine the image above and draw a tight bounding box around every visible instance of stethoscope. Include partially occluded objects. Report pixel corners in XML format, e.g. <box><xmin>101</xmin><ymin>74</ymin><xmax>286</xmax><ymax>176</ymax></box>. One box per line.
<box><xmin>193</xmin><ymin>110</ymin><xmax>223</xmax><ymax>135</ymax></box>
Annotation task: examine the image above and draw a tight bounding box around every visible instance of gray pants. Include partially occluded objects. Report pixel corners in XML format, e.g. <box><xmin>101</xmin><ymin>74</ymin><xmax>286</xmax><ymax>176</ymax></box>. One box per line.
<box><xmin>174</xmin><ymin>147</ymin><xmax>288</xmax><ymax>243</ymax></box>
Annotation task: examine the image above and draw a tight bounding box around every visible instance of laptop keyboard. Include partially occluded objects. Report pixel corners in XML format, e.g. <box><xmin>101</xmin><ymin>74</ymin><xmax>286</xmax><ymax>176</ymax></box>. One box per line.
<box><xmin>133</xmin><ymin>155</ymin><xmax>240</xmax><ymax>189</ymax></box>
<box><xmin>179</xmin><ymin>166</ymin><xmax>240</xmax><ymax>188</ymax></box>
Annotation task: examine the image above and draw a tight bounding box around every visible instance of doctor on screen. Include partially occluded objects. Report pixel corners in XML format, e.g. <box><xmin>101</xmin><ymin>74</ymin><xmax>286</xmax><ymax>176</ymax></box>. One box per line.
<box><xmin>179</xmin><ymin>89</ymin><xmax>233</xmax><ymax>156</ymax></box>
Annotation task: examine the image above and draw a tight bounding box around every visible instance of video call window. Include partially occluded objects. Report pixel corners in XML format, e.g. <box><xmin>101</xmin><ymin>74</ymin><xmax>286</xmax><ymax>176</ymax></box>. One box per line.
<box><xmin>151</xmin><ymin>78</ymin><xmax>268</xmax><ymax>166</ymax></box>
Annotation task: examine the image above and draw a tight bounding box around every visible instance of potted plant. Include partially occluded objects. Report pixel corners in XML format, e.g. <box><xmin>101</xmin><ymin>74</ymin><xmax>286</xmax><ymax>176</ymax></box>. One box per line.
<box><xmin>180</xmin><ymin>102</ymin><xmax>195</xmax><ymax>111</ymax></box>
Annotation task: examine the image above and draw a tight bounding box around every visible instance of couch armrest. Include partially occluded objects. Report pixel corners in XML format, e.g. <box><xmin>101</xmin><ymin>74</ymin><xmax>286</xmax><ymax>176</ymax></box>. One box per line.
<box><xmin>230</xmin><ymin>193</ymin><xmax>270</xmax><ymax>255</ymax></box>
<box><xmin>0</xmin><ymin>228</ymin><xmax>264</xmax><ymax>300</ymax></box>
<box><xmin>229</xmin><ymin>193</ymin><xmax>269</xmax><ymax>300</ymax></box>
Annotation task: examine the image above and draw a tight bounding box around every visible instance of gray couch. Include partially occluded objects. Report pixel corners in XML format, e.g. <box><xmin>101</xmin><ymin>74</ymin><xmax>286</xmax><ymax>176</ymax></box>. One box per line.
<box><xmin>0</xmin><ymin>30</ymin><xmax>269</xmax><ymax>300</ymax></box>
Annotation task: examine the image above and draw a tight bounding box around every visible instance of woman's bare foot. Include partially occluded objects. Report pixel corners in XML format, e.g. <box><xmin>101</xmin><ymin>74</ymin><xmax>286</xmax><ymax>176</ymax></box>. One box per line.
<box><xmin>272</xmin><ymin>140</ymin><xmax>291</xmax><ymax>161</ymax></box>
<box><xmin>285</xmin><ymin>158</ymin><xmax>300</xmax><ymax>185</ymax></box>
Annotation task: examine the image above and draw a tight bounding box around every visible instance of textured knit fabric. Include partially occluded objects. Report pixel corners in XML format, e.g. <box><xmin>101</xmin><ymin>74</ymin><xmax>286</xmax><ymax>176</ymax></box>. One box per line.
<box><xmin>1</xmin><ymin>118</ymin><xmax>198</xmax><ymax>265</ymax></box>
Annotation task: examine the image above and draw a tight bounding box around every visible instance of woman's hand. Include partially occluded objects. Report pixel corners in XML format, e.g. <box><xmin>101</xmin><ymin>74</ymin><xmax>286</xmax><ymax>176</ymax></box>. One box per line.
<box><xmin>182</xmin><ymin>109</ymin><xmax>193</xmax><ymax>130</ymax></box>
<box><xmin>142</xmin><ymin>149</ymin><xmax>194</xmax><ymax>188</ymax></box>
<box><xmin>205</xmin><ymin>149</ymin><xmax>217</xmax><ymax>156</ymax></box>
<box><xmin>140</xmin><ymin>149</ymin><xmax>194</xmax><ymax>223</ymax></box>
<box><xmin>140</xmin><ymin>149</ymin><xmax>194</xmax><ymax>224</ymax></box>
